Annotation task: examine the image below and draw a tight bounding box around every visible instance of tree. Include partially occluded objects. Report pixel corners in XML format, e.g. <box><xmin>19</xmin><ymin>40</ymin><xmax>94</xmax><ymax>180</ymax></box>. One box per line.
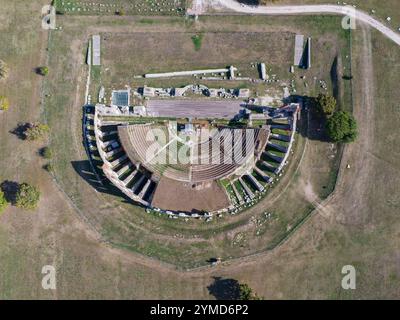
<box><xmin>0</xmin><ymin>60</ymin><xmax>9</xmax><ymax>80</ymax></box>
<box><xmin>37</xmin><ymin>66</ymin><xmax>49</xmax><ymax>76</ymax></box>
<box><xmin>239</xmin><ymin>283</ymin><xmax>263</xmax><ymax>300</ymax></box>
<box><xmin>316</xmin><ymin>93</ymin><xmax>337</xmax><ymax>116</ymax></box>
<box><xmin>15</xmin><ymin>183</ymin><xmax>40</xmax><ymax>210</ymax></box>
<box><xmin>326</xmin><ymin>111</ymin><xmax>358</xmax><ymax>143</ymax></box>
<box><xmin>24</xmin><ymin>123</ymin><xmax>50</xmax><ymax>141</ymax></box>
<box><xmin>0</xmin><ymin>190</ymin><xmax>8</xmax><ymax>214</ymax></box>
<box><xmin>0</xmin><ymin>96</ymin><xmax>9</xmax><ymax>111</ymax></box>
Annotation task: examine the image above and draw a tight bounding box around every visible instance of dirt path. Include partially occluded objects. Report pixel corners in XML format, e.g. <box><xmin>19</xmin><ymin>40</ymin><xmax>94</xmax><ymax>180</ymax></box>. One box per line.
<box><xmin>321</xmin><ymin>23</ymin><xmax>375</xmax><ymax>225</ymax></box>
<box><xmin>187</xmin><ymin>0</ymin><xmax>207</xmax><ymax>15</ymax></box>
<box><xmin>213</xmin><ymin>0</ymin><xmax>400</xmax><ymax>46</ymax></box>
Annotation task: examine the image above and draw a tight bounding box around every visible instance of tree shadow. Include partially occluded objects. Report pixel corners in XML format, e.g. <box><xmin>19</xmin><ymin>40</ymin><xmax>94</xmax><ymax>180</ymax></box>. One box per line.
<box><xmin>10</xmin><ymin>122</ymin><xmax>31</xmax><ymax>140</ymax></box>
<box><xmin>0</xmin><ymin>180</ymin><xmax>20</xmax><ymax>205</ymax></box>
<box><xmin>291</xmin><ymin>95</ymin><xmax>330</xmax><ymax>142</ymax></box>
<box><xmin>207</xmin><ymin>277</ymin><xmax>240</xmax><ymax>300</ymax></box>
<box><xmin>206</xmin><ymin>257</ymin><xmax>219</xmax><ymax>264</ymax></box>
<box><xmin>33</xmin><ymin>67</ymin><xmax>46</xmax><ymax>76</ymax></box>
<box><xmin>38</xmin><ymin>146</ymin><xmax>48</xmax><ymax>157</ymax></box>
<box><xmin>236</xmin><ymin>0</ymin><xmax>259</xmax><ymax>5</ymax></box>
<box><xmin>247</xmin><ymin>94</ymin><xmax>329</xmax><ymax>142</ymax></box>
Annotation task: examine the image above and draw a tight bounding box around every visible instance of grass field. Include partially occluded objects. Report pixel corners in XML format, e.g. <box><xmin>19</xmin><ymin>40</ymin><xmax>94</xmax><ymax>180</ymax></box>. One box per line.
<box><xmin>1</xmin><ymin>0</ymin><xmax>400</xmax><ymax>299</ymax></box>
<box><xmin>93</xmin><ymin>14</ymin><xmax>352</xmax><ymax>109</ymax></box>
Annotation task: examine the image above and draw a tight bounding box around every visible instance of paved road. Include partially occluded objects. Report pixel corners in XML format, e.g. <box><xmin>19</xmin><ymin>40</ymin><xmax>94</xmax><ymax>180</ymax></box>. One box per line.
<box><xmin>212</xmin><ymin>0</ymin><xmax>400</xmax><ymax>46</ymax></box>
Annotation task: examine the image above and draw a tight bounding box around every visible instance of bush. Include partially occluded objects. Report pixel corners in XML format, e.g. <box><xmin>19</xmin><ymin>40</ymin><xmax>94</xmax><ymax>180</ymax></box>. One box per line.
<box><xmin>0</xmin><ymin>60</ymin><xmax>9</xmax><ymax>80</ymax></box>
<box><xmin>326</xmin><ymin>111</ymin><xmax>358</xmax><ymax>143</ymax></box>
<box><xmin>41</xmin><ymin>146</ymin><xmax>52</xmax><ymax>159</ymax></box>
<box><xmin>43</xmin><ymin>163</ymin><xmax>54</xmax><ymax>172</ymax></box>
<box><xmin>24</xmin><ymin>123</ymin><xmax>50</xmax><ymax>141</ymax></box>
<box><xmin>37</xmin><ymin>66</ymin><xmax>49</xmax><ymax>76</ymax></box>
<box><xmin>316</xmin><ymin>93</ymin><xmax>337</xmax><ymax>116</ymax></box>
<box><xmin>0</xmin><ymin>190</ymin><xmax>8</xmax><ymax>214</ymax></box>
<box><xmin>239</xmin><ymin>283</ymin><xmax>263</xmax><ymax>300</ymax></box>
<box><xmin>0</xmin><ymin>96</ymin><xmax>9</xmax><ymax>111</ymax></box>
<box><xmin>191</xmin><ymin>34</ymin><xmax>203</xmax><ymax>51</ymax></box>
<box><xmin>15</xmin><ymin>183</ymin><xmax>40</xmax><ymax>210</ymax></box>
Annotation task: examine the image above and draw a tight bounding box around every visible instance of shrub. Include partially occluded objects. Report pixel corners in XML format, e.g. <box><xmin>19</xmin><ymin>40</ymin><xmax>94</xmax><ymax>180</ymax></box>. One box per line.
<box><xmin>239</xmin><ymin>283</ymin><xmax>263</xmax><ymax>300</ymax></box>
<box><xmin>0</xmin><ymin>96</ymin><xmax>9</xmax><ymax>111</ymax></box>
<box><xmin>15</xmin><ymin>183</ymin><xmax>40</xmax><ymax>210</ymax></box>
<box><xmin>37</xmin><ymin>66</ymin><xmax>49</xmax><ymax>76</ymax></box>
<box><xmin>24</xmin><ymin>123</ymin><xmax>50</xmax><ymax>141</ymax></box>
<box><xmin>326</xmin><ymin>111</ymin><xmax>358</xmax><ymax>143</ymax></box>
<box><xmin>0</xmin><ymin>190</ymin><xmax>8</xmax><ymax>214</ymax></box>
<box><xmin>191</xmin><ymin>34</ymin><xmax>203</xmax><ymax>51</ymax></box>
<box><xmin>43</xmin><ymin>163</ymin><xmax>54</xmax><ymax>172</ymax></box>
<box><xmin>0</xmin><ymin>60</ymin><xmax>9</xmax><ymax>80</ymax></box>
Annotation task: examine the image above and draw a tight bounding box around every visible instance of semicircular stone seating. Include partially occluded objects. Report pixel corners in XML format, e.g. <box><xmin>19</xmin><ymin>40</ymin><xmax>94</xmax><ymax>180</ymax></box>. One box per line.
<box><xmin>119</xmin><ymin>124</ymin><xmax>191</xmax><ymax>182</ymax></box>
<box><xmin>190</xmin><ymin>128</ymin><xmax>259</xmax><ymax>182</ymax></box>
<box><xmin>94</xmin><ymin>114</ymin><xmax>158</xmax><ymax>206</ymax></box>
<box><xmin>91</xmin><ymin>103</ymin><xmax>300</xmax><ymax>215</ymax></box>
<box><xmin>118</xmin><ymin>124</ymin><xmax>262</xmax><ymax>183</ymax></box>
